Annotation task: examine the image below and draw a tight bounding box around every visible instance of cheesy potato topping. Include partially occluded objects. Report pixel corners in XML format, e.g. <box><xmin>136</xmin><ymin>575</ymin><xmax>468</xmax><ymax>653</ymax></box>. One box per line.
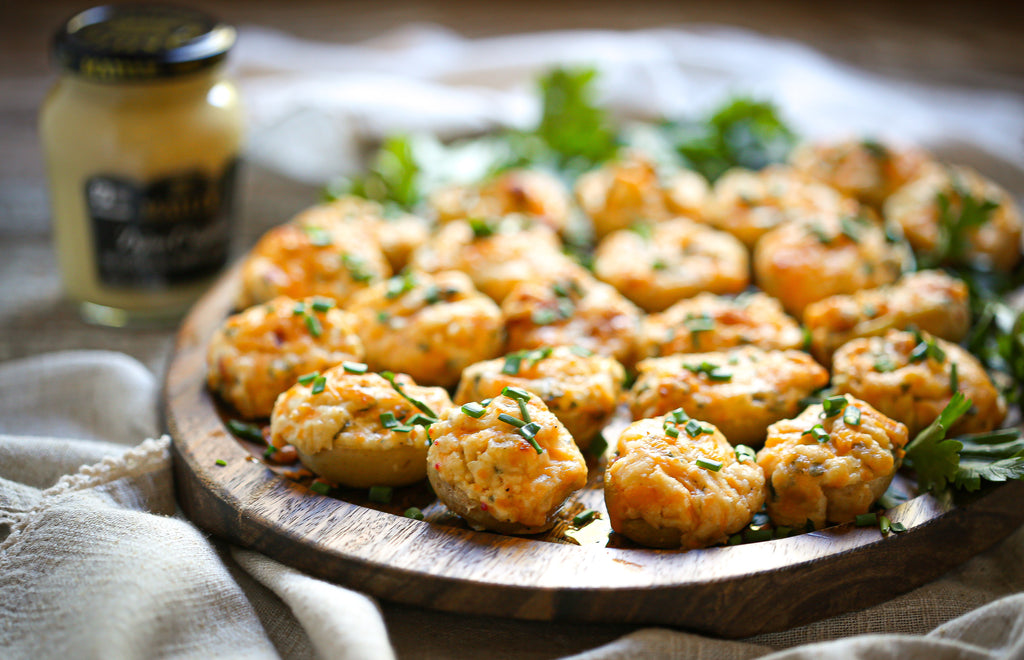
<box><xmin>638</xmin><ymin>291</ymin><xmax>804</xmax><ymax>359</ymax></box>
<box><xmin>790</xmin><ymin>138</ymin><xmax>933</xmax><ymax>208</ymax></box>
<box><xmin>206</xmin><ymin>296</ymin><xmax>364</xmax><ymax>419</ymax></box>
<box><xmin>594</xmin><ymin>217</ymin><xmax>750</xmax><ymax>312</ymax></box>
<box><xmin>804</xmin><ymin>270</ymin><xmax>970</xmax><ymax>366</ymax></box>
<box><xmin>270</xmin><ymin>369</ymin><xmax>453</xmax><ymax>488</ymax></box>
<box><xmin>409</xmin><ymin>216</ymin><xmax>585</xmax><ymax>302</ymax></box>
<box><xmin>455</xmin><ymin>345</ymin><xmax>625</xmax><ymax>448</ymax></box>
<box><xmin>501</xmin><ymin>270</ymin><xmax>642</xmax><ymax>367</ymax></box>
<box><xmin>236</xmin><ymin>219</ymin><xmax>391</xmax><ymax>309</ymax></box>
<box><xmin>757</xmin><ymin>395</ymin><xmax>908</xmax><ymax>529</ymax></box>
<box><xmin>604</xmin><ymin>415</ymin><xmax>766</xmax><ymax>549</ymax></box>
<box><xmin>706</xmin><ymin>165</ymin><xmax>853</xmax><ymax>249</ymax></box>
<box><xmin>575</xmin><ymin>153</ymin><xmax>675</xmax><ymax>239</ymax></box>
<box><xmin>348</xmin><ymin>270</ymin><xmax>504</xmax><ymax>388</ymax></box>
<box><xmin>753</xmin><ymin>212</ymin><xmax>912</xmax><ymax>318</ymax></box>
<box><xmin>629</xmin><ymin>347</ymin><xmax>829</xmax><ymax>447</ymax></box>
<box><xmin>427</xmin><ymin>391</ymin><xmax>587</xmax><ymax>533</ymax></box>
<box><xmin>883</xmin><ymin>164</ymin><xmax>1023</xmax><ymax>272</ymax></box>
<box><xmin>430</xmin><ymin>169</ymin><xmax>572</xmax><ymax>234</ymax></box>
<box><xmin>832</xmin><ymin>329</ymin><xmax>1006</xmax><ymax>437</ymax></box>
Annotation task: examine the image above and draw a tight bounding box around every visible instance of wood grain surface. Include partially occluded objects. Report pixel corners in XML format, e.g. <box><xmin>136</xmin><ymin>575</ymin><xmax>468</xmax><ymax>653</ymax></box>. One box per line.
<box><xmin>164</xmin><ymin>265</ymin><xmax>1024</xmax><ymax>637</ymax></box>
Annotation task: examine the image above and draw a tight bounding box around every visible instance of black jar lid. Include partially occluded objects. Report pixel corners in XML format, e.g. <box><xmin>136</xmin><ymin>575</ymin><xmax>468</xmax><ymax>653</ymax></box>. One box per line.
<box><xmin>53</xmin><ymin>4</ymin><xmax>236</xmax><ymax>82</ymax></box>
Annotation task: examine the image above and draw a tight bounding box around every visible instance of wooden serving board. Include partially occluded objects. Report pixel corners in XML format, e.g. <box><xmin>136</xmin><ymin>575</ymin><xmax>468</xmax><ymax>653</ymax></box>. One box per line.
<box><xmin>163</xmin><ymin>265</ymin><xmax>1024</xmax><ymax>638</ymax></box>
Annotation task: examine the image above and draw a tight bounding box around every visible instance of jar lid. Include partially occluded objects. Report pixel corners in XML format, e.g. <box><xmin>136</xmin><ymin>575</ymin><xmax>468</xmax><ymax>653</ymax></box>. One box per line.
<box><xmin>53</xmin><ymin>4</ymin><xmax>236</xmax><ymax>82</ymax></box>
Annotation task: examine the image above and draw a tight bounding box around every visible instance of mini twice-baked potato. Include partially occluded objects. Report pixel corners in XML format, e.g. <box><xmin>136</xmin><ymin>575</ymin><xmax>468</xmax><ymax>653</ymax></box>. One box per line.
<box><xmin>593</xmin><ymin>217</ymin><xmax>750</xmax><ymax>312</ymax></box>
<box><xmin>753</xmin><ymin>212</ymin><xmax>912</xmax><ymax>318</ymax></box>
<box><xmin>803</xmin><ymin>270</ymin><xmax>970</xmax><ymax>366</ymax></box>
<box><xmin>628</xmin><ymin>347</ymin><xmax>829</xmax><ymax>447</ymax></box>
<box><xmin>270</xmin><ymin>368</ymin><xmax>453</xmax><ymax>488</ymax></box>
<box><xmin>790</xmin><ymin>138</ymin><xmax>933</xmax><ymax>208</ymax></box>
<box><xmin>575</xmin><ymin>153</ymin><xmax>674</xmax><ymax>239</ymax></box>
<box><xmin>883</xmin><ymin>164</ymin><xmax>1023</xmax><ymax>272</ymax></box>
<box><xmin>427</xmin><ymin>389</ymin><xmax>588</xmax><ymax>534</ymax></box>
<box><xmin>501</xmin><ymin>270</ymin><xmax>643</xmax><ymax>367</ymax></box>
<box><xmin>756</xmin><ymin>394</ymin><xmax>908</xmax><ymax>529</ymax></box>
<box><xmin>409</xmin><ymin>216</ymin><xmax>585</xmax><ymax>303</ymax></box>
<box><xmin>638</xmin><ymin>291</ymin><xmax>804</xmax><ymax>359</ymax></box>
<box><xmin>604</xmin><ymin>413</ymin><xmax>766</xmax><ymax>549</ymax></box>
<box><xmin>236</xmin><ymin>218</ymin><xmax>391</xmax><ymax>309</ymax></box>
<box><xmin>347</xmin><ymin>270</ymin><xmax>505</xmax><ymax>388</ymax></box>
<box><xmin>455</xmin><ymin>345</ymin><xmax>625</xmax><ymax>449</ymax></box>
<box><xmin>662</xmin><ymin>168</ymin><xmax>711</xmax><ymax>222</ymax></box>
<box><xmin>832</xmin><ymin>329</ymin><xmax>1005</xmax><ymax>437</ymax></box>
<box><xmin>429</xmin><ymin>168</ymin><xmax>572</xmax><ymax>234</ymax></box>
<box><xmin>705</xmin><ymin>165</ymin><xmax>852</xmax><ymax>249</ymax></box>
<box><xmin>206</xmin><ymin>296</ymin><xmax>364</xmax><ymax>419</ymax></box>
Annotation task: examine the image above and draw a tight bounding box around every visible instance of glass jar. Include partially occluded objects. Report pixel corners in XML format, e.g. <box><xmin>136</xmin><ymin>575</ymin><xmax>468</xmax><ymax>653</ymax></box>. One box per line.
<box><xmin>39</xmin><ymin>5</ymin><xmax>244</xmax><ymax>327</ymax></box>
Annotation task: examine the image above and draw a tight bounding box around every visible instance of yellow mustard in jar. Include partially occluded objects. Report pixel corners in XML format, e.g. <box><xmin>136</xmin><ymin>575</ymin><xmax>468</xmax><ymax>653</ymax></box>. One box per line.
<box><xmin>40</xmin><ymin>4</ymin><xmax>244</xmax><ymax>327</ymax></box>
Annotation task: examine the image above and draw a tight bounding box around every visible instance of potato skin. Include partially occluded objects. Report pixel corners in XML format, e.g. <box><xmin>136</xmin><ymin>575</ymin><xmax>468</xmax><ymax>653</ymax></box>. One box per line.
<box><xmin>756</xmin><ymin>395</ymin><xmax>908</xmax><ymax>529</ymax></box>
<box><xmin>409</xmin><ymin>217</ymin><xmax>585</xmax><ymax>303</ymax></box>
<box><xmin>455</xmin><ymin>346</ymin><xmax>625</xmax><ymax>449</ymax></box>
<box><xmin>753</xmin><ymin>213</ymin><xmax>911</xmax><ymax>318</ymax></box>
<box><xmin>638</xmin><ymin>292</ymin><xmax>804</xmax><ymax>359</ymax></box>
<box><xmin>501</xmin><ymin>271</ymin><xmax>642</xmax><ymax>367</ymax></box>
<box><xmin>348</xmin><ymin>270</ymin><xmax>505</xmax><ymax>388</ymax></box>
<box><xmin>604</xmin><ymin>415</ymin><xmax>766</xmax><ymax>549</ymax></box>
<box><xmin>790</xmin><ymin>138</ymin><xmax>933</xmax><ymax>208</ymax></box>
<box><xmin>628</xmin><ymin>347</ymin><xmax>829</xmax><ymax>447</ymax></box>
<box><xmin>430</xmin><ymin>169</ymin><xmax>572</xmax><ymax>234</ymax></box>
<box><xmin>236</xmin><ymin>220</ymin><xmax>391</xmax><ymax>310</ymax></box>
<box><xmin>206</xmin><ymin>296</ymin><xmax>364</xmax><ymax>419</ymax></box>
<box><xmin>427</xmin><ymin>393</ymin><xmax>587</xmax><ymax>534</ymax></box>
<box><xmin>883</xmin><ymin>164</ymin><xmax>1023</xmax><ymax>272</ymax></box>
<box><xmin>706</xmin><ymin>165</ymin><xmax>852</xmax><ymax>249</ymax></box>
<box><xmin>832</xmin><ymin>329</ymin><xmax>1005</xmax><ymax>437</ymax></box>
<box><xmin>270</xmin><ymin>369</ymin><xmax>453</xmax><ymax>488</ymax></box>
<box><xmin>594</xmin><ymin>217</ymin><xmax>750</xmax><ymax>313</ymax></box>
<box><xmin>804</xmin><ymin>270</ymin><xmax>970</xmax><ymax>366</ymax></box>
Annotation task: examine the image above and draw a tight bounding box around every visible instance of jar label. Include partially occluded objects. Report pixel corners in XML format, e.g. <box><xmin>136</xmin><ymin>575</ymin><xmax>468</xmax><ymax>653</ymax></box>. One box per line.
<box><xmin>85</xmin><ymin>161</ymin><xmax>237</xmax><ymax>288</ymax></box>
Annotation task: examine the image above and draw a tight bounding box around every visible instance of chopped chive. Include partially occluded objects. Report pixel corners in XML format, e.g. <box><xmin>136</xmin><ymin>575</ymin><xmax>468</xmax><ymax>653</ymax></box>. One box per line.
<box><xmin>735</xmin><ymin>444</ymin><xmax>756</xmax><ymax>463</ymax></box>
<box><xmin>368</xmin><ymin>486</ymin><xmax>393</xmax><ymax>503</ymax></box>
<box><xmin>342</xmin><ymin>361</ymin><xmax>368</xmax><ymax>374</ymax></box>
<box><xmin>518</xmin><ymin>422</ymin><xmax>544</xmax><ymax>454</ymax></box>
<box><xmin>683</xmin><ymin>314</ymin><xmax>715</xmax><ymax>334</ymax></box>
<box><xmin>950</xmin><ymin>362</ymin><xmax>959</xmax><ymax>393</ymax></box>
<box><xmin>292</xmin><ymin>302</ymin><xmax>306</xmax><ymax>315</ymax></box>
<box><xmin>461</xmin><ymin>402</ymin><xmax>486</xmax><ymax>418</ymax></box>
<box><xmin>803</xmin><ymin>423</ymin><xmax>829</xmax><ymax>443</ymax></box>
<box><xmin>684</xmin><ymin>419</ymin><xmax>703</xmax><ymax>438</ymax></box>
<box><xmin>304</xmin><ymin>226</ymin><xmax>333</xmax><ymax>246</ymax></box>
<box><xmin>701</xmin><ymin>424</ymin><xmax>715</xmax><ymax>435</ymax></box>
<box><xmin>873</xmin><ymin>355</ymin><xmax>897</xmax><ymax>372</ymax></box>
<box><xmin>404</xmin><ymin>507</ymin><xmax>425</xmax><ymax>520</ymax></box>
<box><xmin>407</xmin><ymin>413</ymin><xmax>437</xmax><ymax>426</ymax></box>
<box><xmin>843</xmin><ymin>405</ymin><xmax>862</xmax><ymax>426</ymax></box>
<box><xmin>572</xmin><ymin>509</ymin><xmax>598</xmax><ymax>527</ymax></box>
<box><xmin>297</xmin><ymin>371</ymin><xmax>319</xmax><ymax>385</ymax></box>
<box><xmin>342</xmin><ymin>253</ymin><xmax>374</xmax><ymax>283</ymax></box>
<box><xmin>855</xmin><ymin>512</ymin><xmax>878</xmax><ymax>527</ymax></box>
<box><xmin>311</xmin><ymin>375</ymin><xmax>327</xmax><ymax>394</ymax></box>
<box><xmin>481</xmin><ymin>398</ymin><xmax>493</xmax><ymax>407</ymax></box>
<box><xmin>696</xmin><ymin>457</ymin><xmax>723</xmax><ymax>472</ymax></box>
<box><xmin>839</xmin><ymin>216</ymin><xmax>862</xmax><ymax>242</ymax></box>
<box><xmin>531</xmin><ymin>308</ymin><xmax>559</xmax><ymax>325</ymax></box>
<box><xmin>385</xmin><ymin>271</ymin><xmax>417</xmax><ymax>298</ymax></box>
<box><xmin>469</xmin><ymin>217</ymin><xmax>495</xmax><ymax>238</ymax></box>
<box><xmin>517</xmin><ymin>399</ymin><xmax>532</xmax><ymax>424</ymax></box>
<box><xmin>423</xmin><ymin>284</ymin><xmax>442</xmax><ymax>305</ymax></box>
<box><xmin>377</xmin><ymin>311</ymin><xmax>391</xmax><ymax>324</ymax></box>
<box><xmin>498</xmin><ymin>413</ymin><xmax>526</xmax><ymax>428</ymax></box>
<box><xmin>879</xmin><ymin>515</ymin><xmax>892</xmax><ymax>534</ymax></box>
<box><xmin>801</xmin><ymin>325</ymin><xmax>813</xmax><ymax>351</ymax></box>
<box><xmin>669</xmin><ymin>408</ymin><xmax>689</xmax><ymax>424</ymax></box>
<box><xmin>380</xmin><ymin>412</ymin><xmax>399</xmax><ymax>429</ymax></box>
<box><xmin>569</xmin><ymin>345</ymin><xmax>593</xmax><ymax>357</ymax></box>
<box><xmin>380</xmin><ymin>371</ymin><xmax>437</xmax><ymax>418</ymax></box>
<box><xmin>501</xmin><ymin>386</ymin><xmax>532</xmax><ymax>401</ymax></box>
<box><xmin>651</xmin><ymin>258</ymin><xmax>668</xmax><ymax>271</ymax></box>
<box><xmin>262</xmin><ymin>445</ymin><xmax>278</xmax><ymax>459</ymax></box>
<box><xmin>664</xmin><ymin>423</ymin><xmax>680</xmax><ymax>438</ymax></box>
<box><xmin>628</xmin><ymin>221</ymin><xmax>653</xmax><ymax>240</ymax></box>
<box><xmin>391</xmin><ymin>425</ymin><xmax>414</xmax><ymax>433</ymax></box>
<box><xmin>502</xmin><ymin>354</ymin><xmax>522</xmax><ymax>375</ymax></box>
<box><xmin>822</xmin><ymin>395</ymin><xmax>848</xmax><ymax>417</ymax></box>
<box><xmin>227</xmin><ymin>419</ymin><xmax>265</xmax><ymax>443</ymax></box>
<box><xmin>310</xmin><ymin>481</ymin><xmax>330</xmax><ymax>495</ymax></box>
<box><xmin>215</xmin><ymin>459</ymin><xmax>227</xmax><ymax>466</ymax></box>
<box><xmin>890</xmin><ymin>521</ymin><xmax>907</xmax><ymax>533</ymax></box>
<box><xmin>304</xmin><ymin>313</ymin><xmax>323</xmax><ymax>338</ymax></box>
<box><xmin>310</xmin><ymin>297</ymin><xmax>335</xmax><ymax>312</ymax></box>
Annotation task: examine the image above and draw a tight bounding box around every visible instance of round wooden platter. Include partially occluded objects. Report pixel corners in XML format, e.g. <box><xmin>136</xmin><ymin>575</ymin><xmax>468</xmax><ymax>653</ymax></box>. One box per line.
<box><xmin>163</xmin><ymin>264</ymin><xmax>1024</xmax><ymax>638</ymax></box>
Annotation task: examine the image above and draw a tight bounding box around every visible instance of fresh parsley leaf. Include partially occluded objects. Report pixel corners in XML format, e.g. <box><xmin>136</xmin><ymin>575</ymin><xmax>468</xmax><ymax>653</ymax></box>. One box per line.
<box><xmin>922</xmin><ymin>174</ymin><xmax>1000</xmax><ymax>268</ymax></box>
<box><xmin>536</xmin><ymin>67</ymin><xmax>620</xmax><ymax>169</ymax></box>
<box><xmin>904</xmin><ymin>393</ymin><xmax>971</xmax><ymax>494</ymax></box>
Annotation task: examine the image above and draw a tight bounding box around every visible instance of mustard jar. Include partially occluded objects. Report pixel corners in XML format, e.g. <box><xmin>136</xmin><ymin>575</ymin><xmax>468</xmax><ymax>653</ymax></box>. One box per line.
<box><xmin>39</xmin><ymin>4</ymin><xmax>244</xmax><ymax>327</ymax></box>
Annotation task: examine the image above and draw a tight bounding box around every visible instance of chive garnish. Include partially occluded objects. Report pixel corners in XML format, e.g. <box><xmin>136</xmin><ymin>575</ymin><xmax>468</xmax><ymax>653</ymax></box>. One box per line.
<box><xmin>874</xmin><ymin>355</ymin><xmax>897</xmax><ymax>372</ymax></box>
<box><xmin>890</xmin><ymin>521</ymin><xmax>907</xmax><ymax>533</ymax></box>
<box><xmin>879</xmin><ymin>515</ymin><xmax>892</xmax><ymax>535</ymax></box>
<box><xmin>380</xmin><ymin>371</ymin><xmax>437</xmax><ymax>418</ymax></box>
<box><xmin>377</xmin><ymin>311</ymin><xmax>391</xmax><ymax>324</ymax></box>
<box><xmin>391</xmin><ymin>425</ymin><xmax>414</xmax><ymax>433</ymax></box>
<box><xmin>502</xmin><ymin>354</ymin><xmax>522</xmax><ymax>375</ymax></box>
<box><xmin>501</xmin><ymin>386</ymin><xmax>532</xmax><ymax>401</ymax></box>
<box><xmin>735</xmin><ymin>445</ymin><xmax>756</xmax><ymax>463</ymax></box>
<box><xmin>685</xmin><ymin>361</ymin><xmax>732</xmax><ymax>382</ymax></box>
<box><xmin>227</xmin><ymin>419</ymin><xmax>264</xmax><ymax>443</ymax></box>
<box><xmin>803</xmin><ymin>424</ymin><xmax>829</xmax><ymax>443</ymax></box>
<box><xmin>407</xmin><ymin>413</ymin><xmax>436</xmax><ymax>426</ymax></box>
<box><xmin>843</xmin><ymin>405</ymin><xmax>862</xmax><ymax>426</ymax></box>
<box><xmin>822</xmin><ymin>395</ymin><xmax>848</xmax><ymax>417</ymax></box>
<box><xmin>909</xmin><ymin>335</ymin><xmax>946</xmax><ymax>364</ymax></box>
<box><xmin>572</xmin><ymin>509</ymin><xmax>598</xmax><ymax>527</ymax></box>
<box><xmin>684</xmin><ymin>419</ymin><xmax>703</xmax><ymax>438</ymax></box>
<box><xmin>380</xmin><ymin>412</ymin><xmax>399</xmax><ymax>429</ymax></box>
<box><xmin>215</xmin><ymin>459</ymin><xmax>227</xmax><ymax>466</ymax></box>
<box><xmin>950</xmin><ymin>362</ymin><xmax>959</xmax><ymax>393</ymax></box>
<box><xmin>311</xmin><ymin>375</ymin><xmax>327</xmax><ymax>394</ymax></box>
<box><xmin>669</xmin><ymin>408</ymin><xmax>689</xmax><ymax>424</ymax></box>
<box><xmin>311</xmin><ymin>297</ymin><xmax>335</xmax><ymax>312</ymax></box>
<box><xmin>342</xmin><ymin>361</ymin><xmax>368</xmax><ymax>374</ymax></box>
<box><xmin>531</xmin><ymin>309</ymin><xmax>559</xmax><ymax>325</ymax></box>
<box><xmin>292</xmin><ymin>302</ymin><xmax>306</xmax><ymax>315</ymax></box>
<box><xmin>368</xmin><ymin>486</ymin><xmax>393</xmax><ymax>503</ymax></box>
<box><xmin>683</xmin><ymin>314</ymin><xmax>715</xmax><ymax>334</ymax></box>
<box><xmin>696</xmin><ymin>457</ymin><xmax>723</xmax><ymax>472</ymax></box>
<box><xmin>518</xmin><ymin>422</ymin><xmax>544</xmax><ymax>454</ymax></box>
<box><xmin>262</xmin><ymin>445</ymin><xmax>278</xmax><ymax>459</ymax></box>
<box><xmin>461</xmin><ymin>402</ymin><xmax>486</xmax><ymax>418</ymax></box>
<box><xmin>297</xmin><ymin>371</ymin><xmax>319</xmax><ymax>385</ymax></box>
<box><xmin>854</xmin><ymin>512</ymin><xmax>878</xmax><ymax>527</ymax></box>
<box><xmin>498</xmin><ymin>413</ymin><xmax>526</xmax><ymax>428</ymax></box>
<box><xmin>385</xmin><ymin>271</ymin><xmax>417</xmax><ymax>299</ymax></box>
<box><xmin>342</xmin><ymin>253</ymin><xmax>374</xmax><ymax>283</ymax></box>
<box><xmin>310</xmin><ymin>481</ymin><xmax>330</xmax><ymax>495</ymax></box>
<box><xmin>404</xmin><ymin>507</ymin><xmax>425</xmax><ymax>521</ymax></box>
<box><xmin>304</xmin><ymin>313</ymin><xmax>323</xmax><ymax>338</ymax></box>
<box><xmin>569</xmin><ymin>345</ymin><xmax>593</xmax><ymax>357</ymax></box>
<box><xmin>664</xmin><ymin>423</ymin><xmax>680</xmax><ymax>438</ymax></box>
<box><xmin>469</xmin><ymin>217</ymin><xmax>496</xmax><ymax>238</ymax></box>
<box><xmin>304</xmin><ymin>226</ymin><xmax>333</xmax><ymax>246</ymax></box>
